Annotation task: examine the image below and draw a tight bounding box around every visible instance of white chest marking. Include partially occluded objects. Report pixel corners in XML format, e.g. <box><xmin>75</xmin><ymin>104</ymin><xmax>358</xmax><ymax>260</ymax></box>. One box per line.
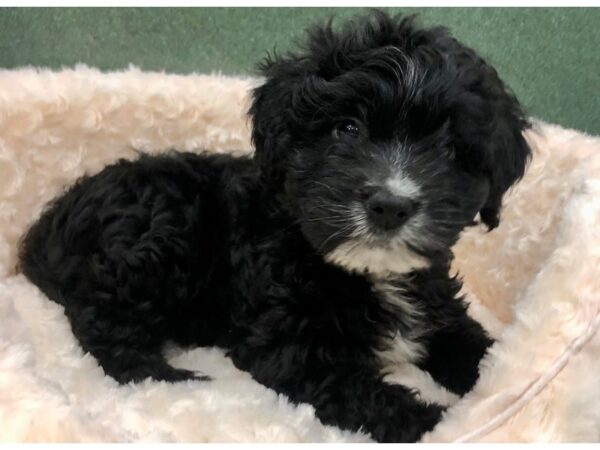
<box><xmin>325</xmin><ymin>240</ymin><xmax>429</xmax><ymax>278</ymax></box>
<box><xmin>372</xmin><ymin>282</ymin><xmax>458</xmax><ymax>406</ymax></box>
<box><xmin>372</xmin><ymin>281</ymin><xmax>426</xmax><ymax>365</ymax></box>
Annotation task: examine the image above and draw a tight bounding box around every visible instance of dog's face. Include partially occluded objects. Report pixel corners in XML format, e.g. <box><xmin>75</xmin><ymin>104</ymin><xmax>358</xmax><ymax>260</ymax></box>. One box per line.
<box><xmin>250</xmin><ymin>12</ymin><xmax>531</xmax><ymax>276</ymax></box>
<box><xmin>281</xmin><ymin>110</ymin><xmax>491</xmax><ymax>275</ymax></box>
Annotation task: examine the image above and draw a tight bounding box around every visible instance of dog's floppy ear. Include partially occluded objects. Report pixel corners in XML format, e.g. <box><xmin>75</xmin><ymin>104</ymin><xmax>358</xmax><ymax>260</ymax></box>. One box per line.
<box><xmin>249</xmin><ymin>54</ymin><xmax>306</xmax><ymax>183</ymax></box>
<box><xmin>437</xmin><ymin>34</ymin><xmax>532</xmax><ymax>230</ymax></box>
<box><xmin>249</xmin><ymin>18</ymin><xmax>340</xmax><ymax>183</ymax></box>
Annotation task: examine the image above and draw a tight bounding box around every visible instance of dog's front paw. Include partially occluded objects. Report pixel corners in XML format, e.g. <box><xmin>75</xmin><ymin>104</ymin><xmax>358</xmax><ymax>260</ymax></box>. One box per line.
<box><xmin>421</xmin><ymin>402</ymin><xmax>446</xmax><ymax>433</ymax></box>
<box><xmin>382</xmin><ymin>402</ymin><xmax>446</xmax><ymax>443</ymax></box>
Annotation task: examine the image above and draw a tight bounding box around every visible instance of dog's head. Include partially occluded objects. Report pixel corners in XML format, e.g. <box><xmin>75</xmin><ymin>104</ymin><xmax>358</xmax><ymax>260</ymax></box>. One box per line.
<box><xmin>249</xmin><ymin>11</ymin><xmax>531</xmax><ymax>276</ymax></box>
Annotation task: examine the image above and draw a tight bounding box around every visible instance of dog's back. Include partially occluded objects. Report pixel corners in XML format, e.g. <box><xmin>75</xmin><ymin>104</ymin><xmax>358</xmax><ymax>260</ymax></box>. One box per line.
<box><xmin>18</xmin><ymin>150</ymin><xmax>252</xmax><ymax>383</ymax></box>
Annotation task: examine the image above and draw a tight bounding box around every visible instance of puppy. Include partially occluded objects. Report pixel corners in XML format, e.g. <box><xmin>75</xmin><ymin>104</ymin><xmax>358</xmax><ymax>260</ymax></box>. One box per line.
<box><xmin>19</xmin><ymin>11</ymin><xmax>531</xmax><ymax>442</ymax></box>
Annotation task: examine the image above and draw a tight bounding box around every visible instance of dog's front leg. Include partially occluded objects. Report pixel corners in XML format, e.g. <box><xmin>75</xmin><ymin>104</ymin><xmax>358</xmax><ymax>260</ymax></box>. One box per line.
<box><xmin>228</xmin><ymin>346</ymin><xmax>444</xmax><ymax>442</ymax></box>
<box><xmin>417</xmin><ymin>312</ymin><xmax>494</xmax><ymax>396</ymax></box>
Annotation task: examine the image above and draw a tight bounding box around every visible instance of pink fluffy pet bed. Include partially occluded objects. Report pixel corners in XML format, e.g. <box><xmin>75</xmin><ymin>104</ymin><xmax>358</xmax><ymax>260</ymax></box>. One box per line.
<box><xmin>0</xmin><ymin>67</ymin><xmax>599</xmax><ymax>442</ymax></box>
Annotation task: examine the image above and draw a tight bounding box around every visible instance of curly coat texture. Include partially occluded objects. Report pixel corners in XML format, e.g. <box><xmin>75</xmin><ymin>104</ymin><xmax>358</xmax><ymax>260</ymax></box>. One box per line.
<box><xmin>15</xmin><ymin>12</ymin><xmax>536</xmax><ymax>442</ymax></box>
<box><xmin>1</xmin><ymin>14</ymin><xmax>599</xmax><ymax>445</ymax></box>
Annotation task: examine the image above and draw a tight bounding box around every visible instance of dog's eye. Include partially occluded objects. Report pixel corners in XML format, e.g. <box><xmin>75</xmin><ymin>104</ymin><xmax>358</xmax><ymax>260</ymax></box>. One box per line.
<box><xmin>335</xmin><ymin>120</ymin><xmax>361</xmax><ymax>138</ymax></box>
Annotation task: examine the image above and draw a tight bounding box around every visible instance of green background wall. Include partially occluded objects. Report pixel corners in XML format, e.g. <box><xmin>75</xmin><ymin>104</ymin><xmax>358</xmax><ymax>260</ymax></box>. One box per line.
<box><xmin>0</xmin><ymin>8</ymin><xmax>598</xmax><ymax>134</ymax></box>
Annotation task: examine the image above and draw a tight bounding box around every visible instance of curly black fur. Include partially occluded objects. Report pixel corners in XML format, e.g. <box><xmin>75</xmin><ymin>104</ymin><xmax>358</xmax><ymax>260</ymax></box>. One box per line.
<box><xmin>19</xmin><ymin>11</ymin><xmax>531</xmax><ymax>442</ymax></box>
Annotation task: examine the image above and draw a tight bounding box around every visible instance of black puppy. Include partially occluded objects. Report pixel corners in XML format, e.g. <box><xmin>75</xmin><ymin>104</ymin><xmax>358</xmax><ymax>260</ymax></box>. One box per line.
<box><xmin>19</xmin><ymin>11</ymin><xmax>531</xmax><ymax>442</ymax></box>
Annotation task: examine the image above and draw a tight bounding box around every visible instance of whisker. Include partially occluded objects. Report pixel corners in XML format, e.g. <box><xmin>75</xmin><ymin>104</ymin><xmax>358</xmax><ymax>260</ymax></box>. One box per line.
<box><xmin>318</xmin><ymin>226</ymin><xmax>355</xmax><ymax>252</ymax></box>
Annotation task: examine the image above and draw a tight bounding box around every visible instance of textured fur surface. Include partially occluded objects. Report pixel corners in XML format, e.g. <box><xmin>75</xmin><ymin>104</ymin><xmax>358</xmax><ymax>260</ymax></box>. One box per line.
<box><xmin>1</xmin><ymin>55</ymin><xmax>599</xmax><ymax>446</ymax></box>
<box><xmin>15</xmin><ymin>13</ymin><xmax>530</xmax><ymax>443</ymax></box>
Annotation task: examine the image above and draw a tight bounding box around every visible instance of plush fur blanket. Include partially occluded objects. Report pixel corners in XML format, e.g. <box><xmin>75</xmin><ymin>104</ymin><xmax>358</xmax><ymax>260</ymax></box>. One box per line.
<box><xmin>1</xmin><ymin>67</ymin><xmax>599</xmax><ymax>443</ymax></box>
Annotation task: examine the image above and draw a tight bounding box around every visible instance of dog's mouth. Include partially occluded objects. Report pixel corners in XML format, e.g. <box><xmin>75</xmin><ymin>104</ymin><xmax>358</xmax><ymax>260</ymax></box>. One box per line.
<box><xmin>323</xmin><ymin>236</ymin><xmax>430</xmax><ymax>277</ymax></box>
<box><xmin>302</xmin><ymin>197</ymin><xmax>432</xmax><ymax>277</ymax></box>
<box><xmin>309</xmin><ymin>195</ymin><xmax>481</xmax><ymax>277</ymax></box>
<box><xmin>300</xmin><ymin>193</ymin><xmax>422</xmax><ymax>245</ymax></box>
<box><xmin>298</xmin><ymin>178</ymin><xmax>474</xmax><ymax>276</ymax></box>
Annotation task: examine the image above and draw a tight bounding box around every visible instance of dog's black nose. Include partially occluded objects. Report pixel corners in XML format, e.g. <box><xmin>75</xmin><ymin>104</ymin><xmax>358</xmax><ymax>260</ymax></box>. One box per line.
<box><xmin>365</xmin><ymin>189</ymin><xmax>417</xmax><ymax>231</ymax></box>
